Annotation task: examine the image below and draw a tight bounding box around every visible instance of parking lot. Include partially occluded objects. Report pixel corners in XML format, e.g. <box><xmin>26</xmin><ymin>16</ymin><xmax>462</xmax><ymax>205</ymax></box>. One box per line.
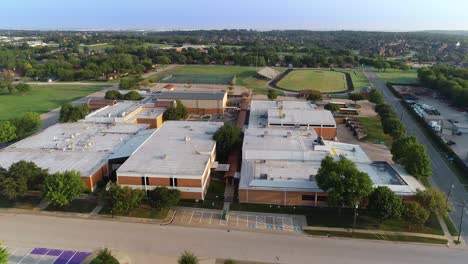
<box><xmin>5</xmin><ymin>247</ymin><xmax>90</xmax><ymax>264</ymax></box>
<box><xmin>173</xmin><ymin>208</ymin><xmax>305</xmax><ymax>233</ymax></box>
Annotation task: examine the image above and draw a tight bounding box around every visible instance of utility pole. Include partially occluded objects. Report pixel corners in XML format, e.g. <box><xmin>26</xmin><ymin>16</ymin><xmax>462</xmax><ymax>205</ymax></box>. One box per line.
<box><xmin>352</xmin><ymin>203</ymin><xmax>359</xmax><ymax>237</ymax></box>
<box><xmin>457</xmin><ymin>202</ymin><xmax>465</xmax><ymax>245</ymax></box>
<box><xmin>446</xmin><ymin>183</ymin><xmax>454</xmax><ymax>206</ymax></box>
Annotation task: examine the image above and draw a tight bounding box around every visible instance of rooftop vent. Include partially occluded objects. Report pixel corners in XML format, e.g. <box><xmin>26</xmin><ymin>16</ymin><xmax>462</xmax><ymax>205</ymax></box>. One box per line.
<box><xmin>263</xmin><ymin>131</ymin><xmax>268</xmax><ymax>136</ymax></box>
<box><xmin>161</xmin><ymin>154</ymin><xmax>167</xmax><ymax>160</ymax></box>
<box><xmin>286</xmin><ymin>131</ymin><xmax>292</xmax><ymax>138</ymax></box>
<box><xmin>185</xmin><ymin>136</ymin><xmax>191</xmax><ymax>142</ymax></box>
<box><xmin>259</xmin><ymin>160</ymin><xmax>266</xmax><ymax>163</ymax></box>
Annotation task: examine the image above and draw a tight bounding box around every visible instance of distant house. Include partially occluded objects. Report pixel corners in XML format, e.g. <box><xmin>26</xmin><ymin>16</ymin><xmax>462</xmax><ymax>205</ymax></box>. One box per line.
<box><xmin>162</xmin><ymin>84</ymin><xmax>175</xmax><ymax>91</ymax></box>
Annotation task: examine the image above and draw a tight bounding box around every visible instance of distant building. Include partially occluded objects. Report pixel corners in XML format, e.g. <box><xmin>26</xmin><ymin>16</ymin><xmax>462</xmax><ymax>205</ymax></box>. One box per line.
<box><xmin>87</xmin><ymin>99</ymin><xmax>117</xmax><ymax>111</ymax></box>
<box><xmin>256</xmin><ymin>67</ymin><xmax>280</xmax><ymax>80</ymax></box>
<box><xmin>154</xmin><ymin>91</ymin><xmax>227</xmax><ymax>115</ymax></box>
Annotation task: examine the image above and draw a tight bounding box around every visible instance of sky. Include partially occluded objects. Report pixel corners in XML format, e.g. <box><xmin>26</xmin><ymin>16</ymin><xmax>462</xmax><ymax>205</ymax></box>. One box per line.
<box><xmin>1</xmin><ymin>0</ymin><xmax>467</xmax><ymax>31</ymax></box>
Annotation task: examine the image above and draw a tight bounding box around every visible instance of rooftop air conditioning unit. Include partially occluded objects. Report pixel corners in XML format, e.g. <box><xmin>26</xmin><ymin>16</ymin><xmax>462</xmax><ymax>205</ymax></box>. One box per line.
<box><xmin>259</xmin><ymin>173</ymin><xmax>268</xmax><ymax>179</ymax></box>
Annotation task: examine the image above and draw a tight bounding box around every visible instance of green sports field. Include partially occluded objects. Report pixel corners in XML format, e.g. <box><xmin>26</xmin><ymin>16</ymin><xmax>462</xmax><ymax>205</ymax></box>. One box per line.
<box><xmin>277</xmin><ymin>70</ymin><xmax>348</xmax><ymax>92</ymax></box>
<box><xmin>152</xmin><ymin>65</ymin><xmax>287</xmax><ymax>94</ymax></box>
<box><xmin>0</xmin><ymin>84</ymin><xmax>108</xmax><ymax>120</ymax></box>
<box><xmin>373</xmin><ymin>69</ymin><xmax>419</xmax><ymax>84</ymax></box>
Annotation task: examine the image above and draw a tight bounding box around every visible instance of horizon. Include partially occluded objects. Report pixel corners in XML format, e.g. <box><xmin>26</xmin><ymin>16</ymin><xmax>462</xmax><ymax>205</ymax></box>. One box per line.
<box><xmin>2</xmin><ymin>0</ymin><xmax>468</xmax><ymax>31</ymax></box>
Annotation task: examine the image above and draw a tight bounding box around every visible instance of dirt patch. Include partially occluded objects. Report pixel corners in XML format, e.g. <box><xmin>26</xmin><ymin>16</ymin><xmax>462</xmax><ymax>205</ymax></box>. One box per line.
<box><xmin>322</xmin><ymin>98</ymin><xmax>377</xmax><ymax>118</ymax></box>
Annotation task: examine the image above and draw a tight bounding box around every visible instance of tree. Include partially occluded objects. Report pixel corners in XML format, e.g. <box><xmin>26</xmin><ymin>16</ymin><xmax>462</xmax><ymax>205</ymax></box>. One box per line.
<box><xmin>368</xmin><ymin>186</ymin><xmax>403</xmax><ymax>221</ymax></box>
<box><xmin>148</xmin><ymin>187</ymin><xmax>181</xmax><ymax>209</ymax></box>
<box><xmin>316</xmin><ymin>156</ymin><xmax>373</xmax><ymax>209</ymax></box>
<box><xmin>9</xmin><ymin>112</ymin><xmax>42</xmax><ymax>139</ymax></box>
<box><xmin>43</xmin><ymin>171</ymin><xmax>85</xmax><ymax>206</ymax></box>
<box><xmin>391</xmin><ymin>136</ymin><xmax>417</xmax><ymax>163</ymax></box>
<box><xmin>0</xmin><ymin>121</ymin><xmax>16</xmax><ymax>142</ymax></box>
<box><xmin>123</xmin><ymin>90</ymin><xmax>142</xmax><ymax>100</ymax></box>
<box><xmin>178</xmin><ymin>251</ymin><xmax>199</xmax><ymax>264</ymax></box>
<box><xmin>0</xmin><ymin>242</ymin><xmax>8</xmax><ymax>264</ymax></box>
<box><xmin>90</xmin><ymin>248</ymin><xmax>119</xmax><ymax>264</ymax></box>
<box><xmin>213</xmin><ymin>124</ymin><xmax>242</xmax><ymax>161</ymax></box>
<box><xmin>348</xmin><ymin>93</ymin><xmax>364</xmax><ymax>105</ymax></box>
<box><xmin>415</xmin><ymin>188</ymin><xmax>451</xmax><ymax>217</ymax></box>
<box><xmin>381</xmin><ymin>118</ymin><xmax>406</xmax><ymax>139</ymax></box>
<box><xmin>306</xmin><ymin>90</ymin><xmax>322</xmax><ymax>102</ymax></box>
<box><xmin>324</xmin><ymin>103</ymin><xmax>340</xmax><ymax>113</ymax></box>
<box><xmin>156</xmin><ymin>55</ymin><xmax>171</xmax><ymax>65</ymax></box>
<box><xmin>59</xmin><ymin>103</ymin><xmax>89</xmax><ymax>123</ymax></box>
<box><xmin>368</xmin><ymin>89</ymin><xmax>384</xmax><ymax>105</ymax></box>
<box><xmin>267</xmin><ymin>89</ymin><xmax>278</xmax><ymax>100</ymax></box>
<box><xmin>163</xmin><ymin>100</ymin><xmax>188</xmax><ymax>120</ymax></box>
<box><xmin>402</xmin><ymin>144</ymin><xmax>432</xmax><ymax>180</ymax></box>
<box><xmin>402</xmin><ymin>201</ymin><xmax>430</xmax><ymax>227</ymax></box>
<box><xmin>105</xmin><ymin>90</ymin><xmax>123</xmax><ymax>100</ymax></box>
<box><xmin>0</xmin><ymin>161</ymin><xmax>48</xmax><ymax>200</ymax></box>
<box><xmin>14</xmin><ymin>82</ymin><xmax>31</xmax><ymax>93</ymax></box>
<box><xmin>106</xmin><ymin>183</ymin><xmax>144</xmax><ymax>215</ymax></box>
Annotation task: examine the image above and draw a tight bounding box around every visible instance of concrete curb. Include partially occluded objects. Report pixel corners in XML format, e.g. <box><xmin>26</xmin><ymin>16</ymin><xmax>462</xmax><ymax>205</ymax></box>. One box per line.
<box><xmin>160</xmin><ymin>209</ymin><xmax>177</xmax><ymax>226</ymax></box>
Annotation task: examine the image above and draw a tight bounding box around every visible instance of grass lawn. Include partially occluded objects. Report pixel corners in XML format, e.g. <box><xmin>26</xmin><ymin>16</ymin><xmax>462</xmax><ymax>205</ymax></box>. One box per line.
<box><xmin>99</xmin><ymin>202</ymin><xmax>170</xmax><ymax>219</ymax></box>
<box><xmin>374</xmin><ymin>69</ymin><xmax>419</xmax><ymax>84</ymax></box>
<box><xmin>0</xmin><ymin>84</ymin><xmax>108</xmax><ymax>120</ymax></box>
<box><xmin>151</xmin><ymin>65</ymin><xmax>286</xmax><ymax>95</ymax></box>
<box><xmin>45</xmin><ymin>199</ymin><xmax>98</xmax><ymax>214</ymax></box>
<box><xmin>0</xmin><ymin>194</ymin><xmax>42</xmax><ymax>210</ymax></box>
<box><xmin>277</xmin><ymin>70</ymin><xmax>347</xmax><ymax>92</ymax></box>
<box><xmin>340</xmin><ymin>69</ymin><xmax>370</xmax><ymax>91</ymax></box>
<box><xmin>305</xmin><ymin>207</ymin><xmax>443</xmax><ymax>235</ymax></box>
<box><xmin>304</xmin><ymin>230</ymin><xmax>447</xmax><ymax>245</ymax></box>
<box><xmin>443</xmin><ymin>215</ymin><xmax>458</xmax><ymax>236</ymax></box>
<box><xmin>357</xmin><ymin>117</ymin><xmax>393</xmax><ymax>147</ymax></box>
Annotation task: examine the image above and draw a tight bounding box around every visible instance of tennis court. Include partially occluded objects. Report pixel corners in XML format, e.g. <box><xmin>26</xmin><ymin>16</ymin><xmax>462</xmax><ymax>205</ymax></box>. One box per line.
<box><xmin>160</xmin><ymin>74</ymin><xmax>235</xmax><ymax>84</ymax></box>
<box><xmin>6</xmin><ymin>247</ymin><xmax>91</xmax><ymax>264</ymax></box>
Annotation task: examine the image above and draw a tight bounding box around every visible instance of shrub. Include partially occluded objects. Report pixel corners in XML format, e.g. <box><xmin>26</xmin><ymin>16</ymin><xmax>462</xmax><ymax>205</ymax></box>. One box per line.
<box><xmin>90</xmin><ymin>248</ymin><xmax>119</xmax><ymax>264</ymax></box>
<box><xmin>267</xmin><ymin>89</ymin><xmax>278</xmax><ymax>100</ymax></box>
<box><xmin>403</xmin><ymin>201</ymin><xmax>430</xmax><ymax>227</ymax></box>
<box><xmin>105</xmin><ymin>90</ymin><xmax>123</xmax><ymax>100</ymax></box>
<box><xmin>178</xmin><ymin>251</ymin><xmax>199</xmax><ymax>264</ymax></box>
<box><xmin>123</xmin><ymin>90</ymin><xmax>142</xmax><ymax>100</ymax></box>
<box><xmin>324</xmin><ymin>103</ymin><xmax>340</xmax><ymax>113</ymax></box>
<box><xmin>368</xmin><ymin>186</ymin><xmax>403</xmax><ymax>221</ymax></box>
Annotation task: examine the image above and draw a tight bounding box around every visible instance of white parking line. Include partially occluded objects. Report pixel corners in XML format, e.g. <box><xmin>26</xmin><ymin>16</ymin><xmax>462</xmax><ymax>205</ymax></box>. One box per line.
<box><xmin>17</xmin><ymin>248</ymin><xmax>33</xmax><ymax>264</ymax></box>
<box><xmin>35</xmin><ymin>248</ymin><xmax>52</xmax><ymax>264</ymax></box>
<box><xmin>188</xmin><ymin>211</ymin><xmax>195</xmax><ymax>224</ymax></box>
<box><xmin>65</xmin><ymin>251</ymin><xmax>78</xmax><ymax>264</ymax></box>
<box><xmin>256</xmin><ymin>216</ymin><xmax>266</xmax><ymax>228</ymax></box>
<box><xmin>209</xmin><ymin>212</ymin><xmax>214</xmax><ymax>224</ymax></box>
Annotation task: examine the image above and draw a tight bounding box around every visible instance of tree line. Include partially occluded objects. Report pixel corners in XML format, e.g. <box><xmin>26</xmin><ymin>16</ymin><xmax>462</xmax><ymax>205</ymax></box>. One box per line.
<box><xmin>418</xmin><ymin>65</ymin><xmax>468</xmax><ymax>108</ymax></box>
<box><xmin>0</xmin><ymin>112</ymin><xmax>42</xmax><ymax>143</ymax></box>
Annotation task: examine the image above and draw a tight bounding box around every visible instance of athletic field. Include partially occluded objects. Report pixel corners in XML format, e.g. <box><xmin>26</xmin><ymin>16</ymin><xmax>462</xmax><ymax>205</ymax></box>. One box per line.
<box><xmin>0</xmin><ymin>84</ymin><xmax>107</xmax><ymax>120</ymax></box>
<box><xmin>277</xmin><ymin>70</ymin><xmax>347</xmax><ymax>92</ymax></box>
<box><xmin>161</xmin><ymin>74</ymin><xmax>235</xmax><ymax>85</ymax></box>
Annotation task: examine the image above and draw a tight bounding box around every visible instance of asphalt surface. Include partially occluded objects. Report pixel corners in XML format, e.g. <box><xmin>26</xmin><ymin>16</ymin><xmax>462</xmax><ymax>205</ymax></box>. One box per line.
<box><xmin>364</xmin><ymin>69</ymin><xmax>468</xmax><ymax>241</ymax></box>
<box><xmin>1</xmin><ymin>213</ymin><xmax>467</xmax><ymax>264</ymax></box>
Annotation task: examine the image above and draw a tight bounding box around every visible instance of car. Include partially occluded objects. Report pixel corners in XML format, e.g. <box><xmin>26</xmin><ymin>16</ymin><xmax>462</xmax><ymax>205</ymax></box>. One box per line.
<box><xmin>456</xmin><ymin>132</ymin><xmax>462</xmax><ymax>136</ymax></box>
<box><xmin>447</xmin><ymin>140</ymin><xmax>456</xmax><ymax>146</ymax></box>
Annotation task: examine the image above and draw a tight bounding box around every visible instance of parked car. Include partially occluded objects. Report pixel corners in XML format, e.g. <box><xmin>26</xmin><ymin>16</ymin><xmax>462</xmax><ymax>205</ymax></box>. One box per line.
<box><xmin>447</xmin><ymin>140</ymin><xmax>456</xmax><ymax>146</ymax></box>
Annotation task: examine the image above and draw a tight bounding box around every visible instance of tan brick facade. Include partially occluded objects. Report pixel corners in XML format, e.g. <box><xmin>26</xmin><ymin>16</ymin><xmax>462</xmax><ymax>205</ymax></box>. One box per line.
<box><xmin>82</xmin><ymin>163</ymin><xmax>108</xmax><ymax>191</ymax></box>
<box><xmin>239</xmin><ymin>189</ymin><xmax>329</xmax><ymax>206</ymax></box>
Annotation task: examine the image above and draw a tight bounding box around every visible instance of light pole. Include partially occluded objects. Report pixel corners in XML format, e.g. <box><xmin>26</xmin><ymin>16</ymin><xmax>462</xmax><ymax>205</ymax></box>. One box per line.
<box><xmin>105</xmin><ymin>182</ymin><xmax>114</xmax><ymax>218</ymax></box>
<box><xmin>457</xmin><ymin>202</ymin><xmax>465</xmax><ymax>245</ymax></box>
<box><xmin>352</xmin><ymin>203</ymin><xmax>359</xmax><ymax>237</ymax></box>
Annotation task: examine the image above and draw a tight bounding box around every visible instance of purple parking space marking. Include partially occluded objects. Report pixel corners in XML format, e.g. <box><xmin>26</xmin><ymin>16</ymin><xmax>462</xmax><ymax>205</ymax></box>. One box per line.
<box><xmin>47</xmin><ymin>249</ymin><xmax>63</xmax><ymax>256</ymax></box>
<box><xmin>53</xmin><ymin>250</ymin><xmax>75</xmax><ymax>264</ymax></box>
<box><xmin>31</xmin><ymin>248</ymin><xmax>49</xmax><ymax>255</ymax></box>
<box><xmin>68</xmin><ymin>252</ymin><xmax>91</xmax><ymax>264</ymax></box>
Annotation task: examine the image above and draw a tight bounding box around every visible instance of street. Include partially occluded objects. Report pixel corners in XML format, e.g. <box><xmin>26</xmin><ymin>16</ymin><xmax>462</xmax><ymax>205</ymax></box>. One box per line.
<box><xmin>0</xmin><ymin>213</ymin><xmax>467</xmax><ymax>264</ymax></box>
<box><xmin>364</xmin><ymin>69</ymin><xmax>468</xmax><ymax>241</ymax></box>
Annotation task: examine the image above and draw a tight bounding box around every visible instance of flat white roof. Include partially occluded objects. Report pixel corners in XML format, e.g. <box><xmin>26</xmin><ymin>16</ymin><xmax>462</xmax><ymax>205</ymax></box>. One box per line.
<box><xmin>249</xmin><ymin>100</ymin><xmax>317</xmax><ymax>128</ymax></box>
<box><xmin>117</xmin><ymin>121</ymin><xmax>223</xmax><ymax>177</ymax></box>
<box><xmin>85</xmin><ymin>101</ymin><xmax>164</xmax><ymax>124</ymax></box>
<box><xmin>267</xmin><ymin>109</ymin><xmax>336</xmax><ymax>127</ymax></box>
<box><xmin>0</xmin><ymin>122</ymin><xmax>147</xmax><ymax>177</ymax></box>
<box><xmin>239</xmin><ymin>160</ymin><xmax>424</xmax><ymax>195</ymax></box>
<box><xmin>242</xmin><ymin>127</ymin><xmax>370</xmax><ymax>163</ymax></box>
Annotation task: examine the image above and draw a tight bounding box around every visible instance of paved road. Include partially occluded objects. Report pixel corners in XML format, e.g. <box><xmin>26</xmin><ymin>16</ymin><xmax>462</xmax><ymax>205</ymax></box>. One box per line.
<box><xmin>364</xmin><ymin>69</ymin><xmax>468</xmax><ymax>241</ymax></box>
<box><xmin>1</xmin><ymin>213</ymin><xmax>467</xmax><ymax>264</ymax></box>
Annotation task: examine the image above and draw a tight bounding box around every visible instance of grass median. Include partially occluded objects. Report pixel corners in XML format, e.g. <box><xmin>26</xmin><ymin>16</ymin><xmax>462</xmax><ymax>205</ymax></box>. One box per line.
<box><xmin>305</xmin><ymin>230</ymin><xmax>448</xmax><ymax>244</ymax></box>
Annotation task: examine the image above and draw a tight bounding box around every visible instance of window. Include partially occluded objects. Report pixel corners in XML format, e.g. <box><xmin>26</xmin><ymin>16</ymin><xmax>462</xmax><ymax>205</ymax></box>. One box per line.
<box><xmin>317</xmin><ymin>196</ymin><xmax>328</xmax><ymax>202</ymax></box>
<box><xmin>141</xmin><ymin>177</ymin><xmax>145</xmax><ymax>186</ymax></box>
<box><xmin>302</xmin><ymin>195</ymin><xmax>315</xmax><ymax>201</ymax></box>
<box><xmin>170</xmin><ymin>178</ymin><xmax>178</xmax><ymax>187</ymax></box>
